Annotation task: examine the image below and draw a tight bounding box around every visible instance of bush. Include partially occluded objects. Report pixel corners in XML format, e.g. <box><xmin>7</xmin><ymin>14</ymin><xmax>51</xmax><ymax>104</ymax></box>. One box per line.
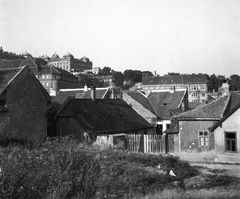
<box><xmin>0</xmin><ymin>137</ymin><xmax>100</xmax><ymax>199</ymax></box>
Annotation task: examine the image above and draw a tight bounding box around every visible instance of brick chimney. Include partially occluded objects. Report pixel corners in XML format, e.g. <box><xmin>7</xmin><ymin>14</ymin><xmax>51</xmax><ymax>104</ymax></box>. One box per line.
<box><xmin>91</xmin><ymin>85</ymin><xmax>96</xmax><ymax>101</ymax></box>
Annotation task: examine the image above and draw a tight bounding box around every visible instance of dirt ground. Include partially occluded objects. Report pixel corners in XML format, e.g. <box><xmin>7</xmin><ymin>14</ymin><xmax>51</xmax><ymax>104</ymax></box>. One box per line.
<box><xmin>184</xmin><ymin>162</ymin><xmax>240</xmax><ymax>198</ymax></box>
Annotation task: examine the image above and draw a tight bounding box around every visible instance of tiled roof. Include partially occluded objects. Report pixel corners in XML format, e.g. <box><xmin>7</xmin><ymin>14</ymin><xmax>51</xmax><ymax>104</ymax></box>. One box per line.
<box><xmin>175</xmin><ymin>94</ymin><xmax>236</xmax><ymax>119</ymax></box>
<box><xmin>124</xmin><ymin>91</ymin><xmax>155</xmax><ymax>114</ymax></box>
<box><xmin>147</xmin><ymin>91</ymin><xmax>186</xmax><ymax>118</ymax></box>
<box><xmin>39</xmin><ymin>65</ymin><xmax>77</xmax><ymax>77</ymax></box>
<box><xmin>0</xmin><ymin>58</ymin><xmax>46</xmax><ymax>74</ymax></box>
<box><xmin>209</xmin><ymin>92</ymin><xmax>240</xmax><ymax>132</ymax></box>
<box><xmin>0</xmin><ymin>68</ymin><xmax>21</xmax><ymax>94</ymax></box>
<box><xmin>56</xmin><ymin>99</ymin><xmax>153</xmax><ymax>134</ymax></box>
<box><xmin>53</xmin><ymin>88</ymin><xmax>109</xmax><ymax>104</ymax></box>
<box><xmin>142</xmin><ymin>74</ymin><xmax>207</xmax><ymax>85</ymax></box>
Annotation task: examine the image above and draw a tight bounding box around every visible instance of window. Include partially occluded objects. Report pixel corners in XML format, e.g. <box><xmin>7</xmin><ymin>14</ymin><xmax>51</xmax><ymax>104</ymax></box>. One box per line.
<box><xmin>225</xmin><ymin>132</ymin><xmax>237</xmax><ymax>152</ymax></box>
<box><xmin>166</xmin><ymin>124</ymin><xmax>170</xmax><ymax>129</ymax></box>
<box><xmin>199</xmin><ymin>131</ymin><xmax>208</xmax><ymax>146</ymax></box>
<box><xmin>46</xmin><ymin>83</ymin><xmax>49</xmax><ymax>87</ymax></box>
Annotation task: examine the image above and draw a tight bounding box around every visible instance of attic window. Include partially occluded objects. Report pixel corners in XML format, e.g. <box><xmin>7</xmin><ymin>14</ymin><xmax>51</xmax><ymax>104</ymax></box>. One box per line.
<box><xmin>163</xmin><ymin>103</ymin><xmax>167</xmax><ymax>106</ymax></box>
<box><xmin>0</xmin><ymin>90</ymin><xmax>6</xmax><ymax>106</ymax></box>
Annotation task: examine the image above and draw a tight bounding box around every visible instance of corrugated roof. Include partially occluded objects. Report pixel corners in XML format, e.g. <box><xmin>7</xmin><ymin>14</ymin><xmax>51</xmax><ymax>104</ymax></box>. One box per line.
<box><xmin>56</xmin><ymin>99</ymin><xmax>153</xmax><ymax>134</ymax></box>
<box><xmin>124</xmin><ymin>91</ymin><xmax>155</xmax><ymax>114</ymax></box>
<box><xmin>147</xmin><ymin>91</ymin><xmax>186</xmax><ymax>118</ymax></box>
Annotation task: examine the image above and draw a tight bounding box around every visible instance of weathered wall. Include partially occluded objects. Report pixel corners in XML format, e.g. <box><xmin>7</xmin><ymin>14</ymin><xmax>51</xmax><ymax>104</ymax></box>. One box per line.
<box><xmin>122</xmin><ymin>92</ymin><xmax>157</xmax><ymax>125</ymax></box>
<box><xmin>178</xmin><ymin>120</ymin><xmax>216</xmax><ymax>152</ymax></box>
<box><xmin>0</xmin><ymin>71</ymin><xmax>48</xmax><ymax>143</ymax></box>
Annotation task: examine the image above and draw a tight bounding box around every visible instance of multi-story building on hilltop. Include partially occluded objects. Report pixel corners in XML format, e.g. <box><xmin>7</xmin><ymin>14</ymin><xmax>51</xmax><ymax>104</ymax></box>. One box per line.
<box><xmin>44</xmin><ymin>52</ymin><xmax>93</xmax><ymax>73</ymax></box>
<box><xmin>142</xmin><ymin>74</ymin><xmax>208</xmax><ymax>103</ymax></box>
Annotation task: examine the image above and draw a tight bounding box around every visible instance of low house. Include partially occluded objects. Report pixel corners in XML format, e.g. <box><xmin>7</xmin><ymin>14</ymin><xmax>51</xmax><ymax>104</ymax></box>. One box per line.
<box><xmin>209</xmin><ymin>92</ymin><xmax>240</xmax><ymax>163</ymax></box>
<box><xmin>55</xmin><ymin>96</ymin><xmax>158</xmax><ymax>153</ymax></box>
<box><xmin>173</xmin><ymin>92</ymin><xmax>240</xmax><ymax>155</ymax></box>
<box><xmin>0</xmin><ymin>66</ymin><xmax>51</xmax><ymax>143</ymax></box>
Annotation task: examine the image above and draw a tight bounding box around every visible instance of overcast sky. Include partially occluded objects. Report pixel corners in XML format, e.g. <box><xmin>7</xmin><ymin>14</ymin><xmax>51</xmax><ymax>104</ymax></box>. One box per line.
<box><xmin>1</xmin><ymin>0</ymin><xmax>240</xmax><ymax>77</ymax></box>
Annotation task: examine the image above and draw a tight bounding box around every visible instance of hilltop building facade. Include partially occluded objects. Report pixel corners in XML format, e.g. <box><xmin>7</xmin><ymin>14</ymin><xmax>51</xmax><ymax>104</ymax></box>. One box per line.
<box><xmin>44</xmin><ymin>53</ymin><xmax>93</xmax><ymax>73</ymax></box>
<box><xmin>142</xmin><ymin>74</ymin><xmax>208</xmax><ymax>103</ymax></box>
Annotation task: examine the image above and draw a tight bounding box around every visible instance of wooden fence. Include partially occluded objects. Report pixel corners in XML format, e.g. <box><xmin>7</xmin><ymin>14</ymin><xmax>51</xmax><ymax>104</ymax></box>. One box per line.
<box><xmin>126</xmin><ymin>134</ymin><xmax>164</xmax><ymax>154</ymax></box>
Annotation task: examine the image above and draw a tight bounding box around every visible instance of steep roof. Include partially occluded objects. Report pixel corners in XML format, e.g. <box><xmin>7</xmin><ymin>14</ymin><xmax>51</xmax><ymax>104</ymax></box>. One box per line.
<box><xmin>56</xmin><ymin>99</ymin><xmax>153</xmax><ymax>134</ymax></box>
<box><xmin>175</xmin><ymin>93</ymin><xmax>240</xmax><ymax>120</ymax></box>
<box><xmin>209</xmin><ymin>92</ymin><xmax>240</xmax><ymax>131</ymax></box>
<box><xmin>0</xmin><ymin>68</ymin><xmax>21</xmax><ymax>94</ymax></box>
<box><xmin>39</xmin><ymin>65</ymin><xmax>77</xmax><ymax>77</ymax></box>
<box><xmin>147</xmin><ymin>90</ymin><xmax>186</xmax><ymax>119</ymax></box>
<box><xmin>52</xmin><ymin>88</ymin><xmax>109</xmax><ymax>104</ymax></box>
<box><xmin>124</xmin><ymin>91</ymin><xmax>155</xmax><ymax>114</ymax></box>
<box><xmin>142</xmin><ymin>74</ymin><xmax>207</xmax><ymax>85</ymax></box>
<box><xmin>0</xmin><ymin>66</ymin><xmax>51</xmax><ymax>102</ymax></box>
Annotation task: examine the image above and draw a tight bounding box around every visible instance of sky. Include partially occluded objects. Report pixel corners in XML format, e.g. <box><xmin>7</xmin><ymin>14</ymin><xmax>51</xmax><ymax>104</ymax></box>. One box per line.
<box><xmin>1</xmin><ymin>0</ymin><xmax>240</xmax><ymax>77</ymax></box>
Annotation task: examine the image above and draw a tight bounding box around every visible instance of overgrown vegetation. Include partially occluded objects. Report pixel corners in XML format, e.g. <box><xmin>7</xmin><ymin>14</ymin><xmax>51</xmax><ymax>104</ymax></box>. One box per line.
<box><xmin>0</xmin><ymin>137</ymin><xmax>198</xmax><ymax>199</ymax></box>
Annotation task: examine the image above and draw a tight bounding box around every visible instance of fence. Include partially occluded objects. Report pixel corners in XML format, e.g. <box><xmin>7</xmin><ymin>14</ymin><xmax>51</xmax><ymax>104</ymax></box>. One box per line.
<box><xmin>126</xmin><ymin>134</ymin><xmax>164</xmax><ymax>154</ymax></box>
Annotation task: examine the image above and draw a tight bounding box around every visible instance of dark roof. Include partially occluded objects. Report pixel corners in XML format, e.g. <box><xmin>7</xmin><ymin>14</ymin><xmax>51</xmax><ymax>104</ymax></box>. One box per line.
<box><xmin>142</xmin><ymin>74</ymin><xmax>207</xmax><ymax>85</ymax></box>
<box><xmin>209</xmin><ymin>92</ymin><xmax>240</xmax><ymax>131</ymax></box>
<box><xmin>52</xmin><ymin>88</ymin><xmax>109</xmax><ymax>104</ymax></box>
<box><xmin>0</xmin><ymin>66</ymin><xmax>51</xmax><ymax>102</ymax></box>
<box><xmin>176</xmin><ymin>92</ymin><xmax>240</xmax><ymax>120</ymax></box>
<box><xmin>56</xmin><ymin>99</ymin><xmax>153</xmax><ymax>134</ymax></box>
<box><xmin>0</xmin><ymin>68</ymin><xmax>21</xmax><ymax>94</ymax></box>
<box><xmin>0</xmin><ymin>58</ymin><xmax>46</xmax><ymax>74</ymax></box>
<box><xmin>188</xmin><ymin>102</ymin><xmax>204</xmax><ymax>109</ymax></box>
<box><xmin>147</xmin><ymin>90</ymin><xmax>186</xmax><ymax>119</ymax></box>
<box><xmin>124</xmin><ymin>91</ymin><xmax>155</xmax><ymax>114</ymax></box>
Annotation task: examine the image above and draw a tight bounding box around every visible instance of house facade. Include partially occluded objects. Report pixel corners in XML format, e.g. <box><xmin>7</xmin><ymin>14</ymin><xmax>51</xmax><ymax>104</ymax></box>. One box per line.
<box><xmin>0</xmin><ymin>66</ymin><xmax>51</xmax><ymax>143</ymax></box>
<box><xmin>142</xmin><ymin>74</ymin><xmax>208</xmax><ymax>102</ymax></box>
<box><xmin>209</xmin><ymin>93</ymin><xmax>240</xmax><ymax>163</ymax></box>
<box><xmin>173</xmin><ymin>92</ymin><xmax>240</xmax><ymax>156</ymax></box>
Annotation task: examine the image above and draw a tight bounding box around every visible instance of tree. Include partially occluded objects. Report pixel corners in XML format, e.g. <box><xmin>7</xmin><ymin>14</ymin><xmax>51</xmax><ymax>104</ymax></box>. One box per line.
<box><xmin>112</xmin><ymin>71</ymin><xmax>124</xmax><ymax>87</ymax></box>
<box><xmin>100</xmin><ymin>66</ymin><xmax>113</xmax><ymax>76</ymax></box>
<box><xmin>229</xmin><ymin>74</ymin><xmax>240</xmax><ymax>91</ymax></box>
<box><xmin>123</xmin><ymin>70</ymin><xmax>142</xmax><ymax>85</ymax></box>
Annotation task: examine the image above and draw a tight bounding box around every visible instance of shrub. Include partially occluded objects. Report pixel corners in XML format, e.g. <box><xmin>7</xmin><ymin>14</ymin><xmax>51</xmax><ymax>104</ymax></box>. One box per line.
<box><xmin>0</xmin><ymin>137</ymin><xmax>100</xmax><ymax>199</ymax></box>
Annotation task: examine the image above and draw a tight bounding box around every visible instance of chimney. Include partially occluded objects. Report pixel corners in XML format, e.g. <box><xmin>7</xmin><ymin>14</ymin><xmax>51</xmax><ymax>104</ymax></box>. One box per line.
<box><xmin>84</xmin><ymin>84</ymin><xmax>88</xmax><ymax>91</ymax></box>
<box><xmin>181</xmin><ymin>102</ymin><xmax>186</xmax><ymax>112</ymax></box>
<box><xmin>91</xmin><ymin>85</ymin><xmax>96</xmax><ymax>101</ymax></box>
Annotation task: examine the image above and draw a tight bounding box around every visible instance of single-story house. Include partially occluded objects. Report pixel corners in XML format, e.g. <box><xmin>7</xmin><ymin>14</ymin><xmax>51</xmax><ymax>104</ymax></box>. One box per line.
<box><xmin>172</xmin><ymin>92</ymin><xmax>240</xmax><ymax>155</ymax></box>
<box><xmin>209</xmin><ymin>92</ymin><xmax>240</xmax><ymax>163</ymax></box>
<box><xmin>55</xmin><ymin>93</ymin><xmax>158</xmax><ymax>153</ymax></box>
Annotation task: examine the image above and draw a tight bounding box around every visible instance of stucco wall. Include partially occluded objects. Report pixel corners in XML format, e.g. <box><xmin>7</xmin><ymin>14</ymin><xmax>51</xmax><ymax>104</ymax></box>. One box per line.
<box><xmin>0</xmin><ymin>71</ymin><xmax>48</xmax><ymax>143</ymax></box>
<box><xmin>214</xmin><ymin>108</ymin><xmax>240</xmax><ymax>155</ymax></box>
<box><xmin>178</xmin><ymin>120</ymin><xmax>216</xmax><ymax>152</ymax></box>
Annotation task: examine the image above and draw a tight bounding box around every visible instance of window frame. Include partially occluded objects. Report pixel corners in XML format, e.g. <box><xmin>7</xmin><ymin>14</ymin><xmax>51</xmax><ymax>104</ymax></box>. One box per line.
<box><xmin>199</xmin><ymin>131</ymin><xmax>209</xmax><ymax>146</ymax></box>
<box><xmin>225</xmin><ymin>131</ymin><xmax>237</xmax><ymax>153</ymax></box>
